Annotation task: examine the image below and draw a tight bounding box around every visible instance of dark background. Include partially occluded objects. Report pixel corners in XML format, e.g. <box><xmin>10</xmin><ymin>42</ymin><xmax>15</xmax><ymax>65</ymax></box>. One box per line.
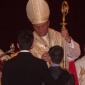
<box><xmin>0</xmin><ymin>0</ymin><xmax>85</xmax><ymax>55</ymax></box>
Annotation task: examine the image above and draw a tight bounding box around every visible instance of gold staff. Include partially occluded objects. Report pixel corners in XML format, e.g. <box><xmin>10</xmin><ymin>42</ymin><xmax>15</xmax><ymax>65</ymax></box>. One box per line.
<box><xmin>61</xmin><ymin>0</ymin><xmax>69</xmax><ymax>69</ymax></box>
<box><xmin>61</xmin><ymin>0</ymin><xmax>69</xmax><ymax>29</ymax></box>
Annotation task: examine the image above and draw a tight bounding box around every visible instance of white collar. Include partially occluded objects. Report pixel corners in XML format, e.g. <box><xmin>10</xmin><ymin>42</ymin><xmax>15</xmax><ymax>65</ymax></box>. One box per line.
<box><xmin>51</xmin><ymin>63</ymin><xmax>60</xmax><ymax>67</ymax></box>
<box><xmin>42</xmin><ymin>33</ymin><xmax>48</xmax><ymax>38</ymax></box>
<box><xmin>19</xmin><ymin>50</ymin><xmax>30</xmax><ymax>53</ymax></box>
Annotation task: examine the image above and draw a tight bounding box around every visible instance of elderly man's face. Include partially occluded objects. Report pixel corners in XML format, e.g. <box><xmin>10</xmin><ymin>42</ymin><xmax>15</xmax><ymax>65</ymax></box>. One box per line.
<box><xmin>33</xmin><ymin>21</ymin><xmax>49</xmax><ymax>36</ymax></box>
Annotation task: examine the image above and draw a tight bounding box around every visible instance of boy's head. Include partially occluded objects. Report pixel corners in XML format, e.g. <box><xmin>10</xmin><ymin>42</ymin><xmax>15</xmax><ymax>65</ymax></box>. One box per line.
<box><xmin>48</xmin><ymin>45</ymin><xmax>64</xmax><ymax>64</ymax></box>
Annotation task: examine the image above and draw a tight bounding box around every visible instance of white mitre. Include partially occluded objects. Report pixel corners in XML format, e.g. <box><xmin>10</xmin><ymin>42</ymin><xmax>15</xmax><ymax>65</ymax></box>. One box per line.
<box><xmin>26</xmin><ymin>0</ymin><xmax>50</xmax><ymax>24</ymax></box>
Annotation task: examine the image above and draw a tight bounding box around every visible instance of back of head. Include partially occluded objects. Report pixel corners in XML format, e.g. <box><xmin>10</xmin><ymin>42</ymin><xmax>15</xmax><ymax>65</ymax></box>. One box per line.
<box><xmin>48</xmin><ymin>45</ymin><xmax>64</xmax><ymax>64</ymax></box>
<box><xmin>17</xmin><ymin>30</ymin><xmax>33</xmax><ymax>50</ymax></box>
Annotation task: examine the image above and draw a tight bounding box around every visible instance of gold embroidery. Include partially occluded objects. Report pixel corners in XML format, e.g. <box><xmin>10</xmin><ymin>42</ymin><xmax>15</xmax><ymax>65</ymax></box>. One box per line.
<box><xmin>80</xmin><ymin>67</ymin><xmax>85</xmax><ymax>77</ymax></box>
<box><xmin>79</xmin><ymin>66</ymin><xmax>85</xmax><ymax>85</ymax></box>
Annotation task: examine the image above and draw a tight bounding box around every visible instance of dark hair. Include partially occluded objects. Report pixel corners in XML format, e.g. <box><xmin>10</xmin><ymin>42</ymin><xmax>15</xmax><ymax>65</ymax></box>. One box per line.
<box><xmin>48</xmin><ymin>45</ymin><xmax>64</xmax><ymax>64</ymax></box>
<box><xmin>17</xmin><ymin>30</ymin><xmax>33</xmax><ymax>50</ymax></box>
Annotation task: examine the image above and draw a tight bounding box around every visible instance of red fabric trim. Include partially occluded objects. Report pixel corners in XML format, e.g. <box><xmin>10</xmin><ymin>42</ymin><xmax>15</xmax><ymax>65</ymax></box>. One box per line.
<box><xmin>69</xmin><ymin>61</ymin><xmax>79</xmax><ymax>85</ymax></box>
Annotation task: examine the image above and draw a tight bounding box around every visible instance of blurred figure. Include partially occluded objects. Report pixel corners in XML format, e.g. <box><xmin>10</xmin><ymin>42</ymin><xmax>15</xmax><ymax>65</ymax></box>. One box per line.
<box><xmin>42</xmin><ymin>45</ymin><xmax>74</xmax><ymax>85</ymax></box>
<box><xmin>75</xmin><ymin>44</ymin><xmax>85</xmax><ymax>85</ymax></box>
<box><xmin>0</xmin><ymin>49</ymin><xmax>11</xmax><ymax>85</ymax></box>
<box><xmin>1</xmin><ymin>30</ymin><xmax>56</xmax><ymax>85</ymax></box>
<box><xmin>0</xmin><ymin>49</ymin><xmax>11</xmax><ymax>72</ymax></box>
<box><xmin>26</xmin><ymin>0</ymin><xmax>80</xmax><ymax>70</ymax></box>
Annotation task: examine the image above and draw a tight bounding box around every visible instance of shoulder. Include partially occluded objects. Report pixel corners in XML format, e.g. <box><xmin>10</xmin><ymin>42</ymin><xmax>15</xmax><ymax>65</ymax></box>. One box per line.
<box><xmin>75</xmin><ymin>56</ymin><xmax>85</xmax><ymax>66</ymax></box>
<box><xmin>33</xmin><ymin>56</ymin><xmax>47</xmax><ymax>66</ymax></box>
<box><xmin>49</xmin><ymin>28</ymin><xmax>62</xmax><ymax>39</ymax></box>
<box><xmin>61</xmin><ymin>70</ymin><xmax>74</xmax><ymax>85</ymax></box>
<box><xmin>32</xmin><ymin>57</ymin><xmax>49</xmax><ymax>73</ymax></box>
<box><xmin>61</xmin><ymin>69</ymin><xmax>74</xmax><ymax>81</ymax></box>
<box><xmin>75</xmin><ymin>56</ymin><xmax>85</xmax><ymax>75</ymax></box>
<box><xmin>2</xmin><ymin>58</ymin><xmax>16</xmax><ymax>73</ymax></box>
<box><xmin>49</xmin><ymin>28</ymin><xmax>61</xmax><ymax>35</ymax></box>
<box><xmin>3</xmin><ymin>57</ymin><xmax>15</xmax><ymax>67</ymax></box>
<box><xmin>61</xmin><ymin>69</ymin><xmax>72</xmax><ymax>77</ymax></box>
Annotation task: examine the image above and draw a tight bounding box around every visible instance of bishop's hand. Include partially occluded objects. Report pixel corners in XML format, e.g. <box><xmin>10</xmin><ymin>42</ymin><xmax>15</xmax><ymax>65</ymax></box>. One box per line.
<box><xmin>61</xmin><ymin>28</ymin><xmax>71</xmax><ymax>43</ymax></box>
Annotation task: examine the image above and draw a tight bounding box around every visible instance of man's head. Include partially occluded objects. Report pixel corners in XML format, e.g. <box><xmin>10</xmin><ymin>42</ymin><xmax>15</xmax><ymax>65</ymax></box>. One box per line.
<box><xmin>33</xmin><ymin>21</ymin><xmax>49</xmax><ymax>36</ymax></box>
<box><xmin>17</xmin><ymin>30</ymin><xmax>34</xmax><ymax>50</ymax></box>
<box><xmin>26</xmin><ymin>0</ymin><xmax>50</xmax><ymax>36</ymax></box>
<box><xmin>48</xmin><ymin>45</ymin><xmax>64</xmax><ymax>64</ymax></box>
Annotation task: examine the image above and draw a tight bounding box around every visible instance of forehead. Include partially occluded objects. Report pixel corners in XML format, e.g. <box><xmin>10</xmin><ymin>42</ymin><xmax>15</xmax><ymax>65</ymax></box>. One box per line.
<box><xmin>33</xmin><ymin>21</ymin><xmax>48</xmax><ymax>27</ymax></box>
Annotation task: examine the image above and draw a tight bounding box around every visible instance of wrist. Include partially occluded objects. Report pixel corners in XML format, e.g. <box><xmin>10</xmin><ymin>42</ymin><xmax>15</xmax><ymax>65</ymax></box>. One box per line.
<box><xmin>65</xmin><ymin>36</ymin><xmax>71</xmax><ymax>43</ymax></box>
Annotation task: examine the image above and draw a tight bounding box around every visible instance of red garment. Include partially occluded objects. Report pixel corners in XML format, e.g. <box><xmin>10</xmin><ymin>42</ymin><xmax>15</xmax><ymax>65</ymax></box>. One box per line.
<box><xmin>69</xmin><ymin>61</ymin><xmax>79</xmax><ymax>85</ymax></box>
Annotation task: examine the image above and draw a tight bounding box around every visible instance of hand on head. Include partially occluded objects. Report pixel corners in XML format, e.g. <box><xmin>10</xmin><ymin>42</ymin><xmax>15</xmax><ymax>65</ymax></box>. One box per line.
<box><xmin>41</xmin><ymin>52</ymin><xmax>51</xmax><ymax>63</ymax></box>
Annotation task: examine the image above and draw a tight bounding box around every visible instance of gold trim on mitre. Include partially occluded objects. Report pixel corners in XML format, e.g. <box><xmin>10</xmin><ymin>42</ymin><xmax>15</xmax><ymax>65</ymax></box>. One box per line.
<box><xmin>26</xmin><ymin>0</ymin><xmax>50</xmax><ymax>24</ymax></box>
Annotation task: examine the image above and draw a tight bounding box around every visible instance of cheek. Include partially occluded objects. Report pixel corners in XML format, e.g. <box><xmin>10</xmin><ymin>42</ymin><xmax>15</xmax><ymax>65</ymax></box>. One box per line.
<box><xmin>42</xmin><ymin>28</ymin><xmax>48</xmax><ymax>33</ymax></box>
<box><xmin>43</xmin><ymin>26</ymin><xmax>48</xmax><ymax>32</ymax></box>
